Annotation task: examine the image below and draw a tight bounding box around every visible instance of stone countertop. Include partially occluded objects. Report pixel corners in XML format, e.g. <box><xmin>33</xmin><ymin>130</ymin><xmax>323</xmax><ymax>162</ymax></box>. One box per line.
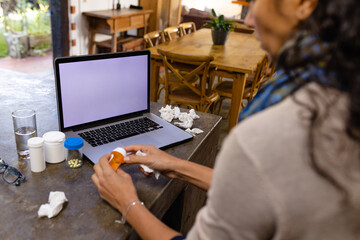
<box><xmin>0</xmin><ymin>69</ymin><xmax>222</xmax><ymax>240</ymax></box>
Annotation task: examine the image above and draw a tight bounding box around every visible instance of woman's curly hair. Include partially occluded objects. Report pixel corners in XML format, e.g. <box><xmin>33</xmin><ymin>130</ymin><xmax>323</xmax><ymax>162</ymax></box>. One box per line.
<box><xmin>277</xmin><ymin>0</ymin><xmax>360</xmax><ymax>207</ymax></box>
<box><xmin>302</xmin><ymin>0</ymin><xmax>360</xmax><ymax>140</ymax></box>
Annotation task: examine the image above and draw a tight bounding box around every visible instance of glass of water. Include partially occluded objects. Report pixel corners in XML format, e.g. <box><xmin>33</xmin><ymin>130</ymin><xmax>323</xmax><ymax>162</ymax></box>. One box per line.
<box><xmin>12</xmin><ymin>109</ymin><xmax>37</xmax><ymax>159</ymax></box>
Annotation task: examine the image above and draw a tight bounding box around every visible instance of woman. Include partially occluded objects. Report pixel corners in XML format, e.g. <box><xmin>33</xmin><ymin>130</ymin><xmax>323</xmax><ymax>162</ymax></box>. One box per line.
<box><xmin>92</xmin><ymin>0</ymin><xmax>360</xmax><ymax>239</ymax></box>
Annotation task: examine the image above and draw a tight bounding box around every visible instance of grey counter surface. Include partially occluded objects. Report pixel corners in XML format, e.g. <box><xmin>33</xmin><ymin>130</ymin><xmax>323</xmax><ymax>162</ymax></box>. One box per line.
<box><xmin>0</xmin><ymin>69</ymin><xmax>222</xmax><ymax>240</ymax></box>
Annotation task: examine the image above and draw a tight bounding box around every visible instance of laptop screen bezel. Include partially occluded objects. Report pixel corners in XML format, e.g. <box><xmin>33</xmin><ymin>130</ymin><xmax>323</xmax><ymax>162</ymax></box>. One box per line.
<box><xmin>54</xmin><ymin>50</ymin><xmax>151</xmax><ymax>132</ymax></box>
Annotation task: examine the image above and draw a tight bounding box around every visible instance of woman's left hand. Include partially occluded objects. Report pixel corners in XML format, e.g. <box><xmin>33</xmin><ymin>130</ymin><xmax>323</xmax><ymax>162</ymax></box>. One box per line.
<box><xmin>91</xmin><ymin>154</ymin><xmax>139</xmax><ymax>214</ymax></box>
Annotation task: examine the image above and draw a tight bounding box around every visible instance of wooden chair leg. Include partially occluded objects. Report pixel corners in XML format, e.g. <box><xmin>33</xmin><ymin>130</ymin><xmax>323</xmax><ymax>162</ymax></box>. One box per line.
<box><xmin>157</xmin><ymin>86</ymin><xmax>164</xmax><ymax>101</ymax></box>
<box><xmin>217</xmin><ymin>98</ymin><xmax>224</xmax><ymax>115</ymax></box>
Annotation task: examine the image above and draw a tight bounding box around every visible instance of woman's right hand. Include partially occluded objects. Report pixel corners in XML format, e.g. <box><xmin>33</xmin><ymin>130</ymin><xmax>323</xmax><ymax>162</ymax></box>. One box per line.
<box><xmin>123</xmin><ymin>145</ymin><xmax>183</xmax><ymax>179</ymax></box>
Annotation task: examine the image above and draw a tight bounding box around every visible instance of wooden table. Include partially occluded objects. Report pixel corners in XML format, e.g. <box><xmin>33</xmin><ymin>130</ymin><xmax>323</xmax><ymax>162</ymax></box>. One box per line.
<box><xmin>148</xmin><ymin>28</ymin><xmax>266</xmax><ymax>132</ymax></box>
<box><xmin>0</xmin><ymin>71</ymin><xmax>222</xmax><ymax>239</ymax></box>
<box><xmin>83</xmin><ymin>8</ymin><xmax>152</xmax><ymax>54</ymax></box>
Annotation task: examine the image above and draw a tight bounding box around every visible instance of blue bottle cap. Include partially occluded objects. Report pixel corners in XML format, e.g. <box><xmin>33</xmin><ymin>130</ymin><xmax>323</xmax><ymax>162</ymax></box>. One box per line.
<box><xmin>64</xmin><ymin>137</ymin><xmax>84</xmax><ymax>150</ymax></box>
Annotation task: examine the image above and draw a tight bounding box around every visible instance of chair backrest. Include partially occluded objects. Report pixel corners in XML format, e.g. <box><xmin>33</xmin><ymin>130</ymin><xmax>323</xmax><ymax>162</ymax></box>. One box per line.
<box><xmin>163</xmin><ymin>27</ymin><xmax>183</xmax><ymax>41</ymax></box>
<box><xmin>157</xmin><ymin>49</ymin><xmax>215</xmax><ymax>111</ymax></box>
<box><xmin>143</xmin><ymin>30</ymin><xmax>165</xmax><ymax>48</ymax></box>
<box><xmin>248</xmin><ymin>54</ymin><xmax>269</xmax><ymax>101</ymax></box>
<box><xmin>179</xmin><ymin>22</ymin><xmax>196</xmax><ymax>36</ymax></box>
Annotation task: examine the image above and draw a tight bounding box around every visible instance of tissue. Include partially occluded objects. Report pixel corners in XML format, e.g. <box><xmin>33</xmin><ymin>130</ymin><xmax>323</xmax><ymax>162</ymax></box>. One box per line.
<box><xmin>38</xmin><ymin>191</ymin><xmax>68</xmax><ymax>218</ymax></box>
<box><xmin>174</xmin><ymin>113</ymin><xmax>194</xmax><ymax>129</ymax></box>
<box><xmin>185</xmin><ymin>128</ymin><xmax>204</xmax><ymax>136</ymax></box>
<box><xmin>188</xmin><ymin>109</ymin><xmax>200</xmax><ymax>119</ymax></box>
<box><xmin>136</xmin><ymin>150</ymin><xmax>160</xmax><ymax>180</ymax></box>
<box><xmin>159</xmin><ymin>105</ymin><xmax>203</xmax><ymax>131</ymax></box>
<box><xmin>159</xmin><ymin>105</ymin><xmax>175</xmax><ymax>122</ymax></box>
<box><xmin>173</xmin><ymin>107</ymin><xmax>181</xmax><ymax>119</ymax></box>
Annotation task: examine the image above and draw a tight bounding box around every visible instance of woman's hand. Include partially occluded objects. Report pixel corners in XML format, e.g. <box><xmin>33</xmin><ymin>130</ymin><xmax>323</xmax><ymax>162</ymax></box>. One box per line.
<box><xmin>91</xmin><ymin>154</ymin><xmax>139</xmax><ymax>214</ymax></box>
<box><xmin>123</xmin><ymin>145</ymin><xmax>183</xmax><ymax>179</ymax></box>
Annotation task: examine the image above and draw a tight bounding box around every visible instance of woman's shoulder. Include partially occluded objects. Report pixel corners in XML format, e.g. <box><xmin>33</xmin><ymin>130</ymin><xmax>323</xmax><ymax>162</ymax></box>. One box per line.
<box><xmin>234</xmin><ymin>83</ymin><xmax>347</xmax><ymax>139</ymax></box>
<box><xmin>229</xmin><ymin>83</ymin><xmax>348</xmax><ymax>167</ymax></box>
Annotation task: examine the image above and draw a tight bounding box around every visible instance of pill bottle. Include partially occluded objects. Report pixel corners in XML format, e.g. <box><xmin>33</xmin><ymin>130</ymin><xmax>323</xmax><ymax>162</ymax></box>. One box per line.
<box><xmin>109</xmin><ymin>147</ymin><xmax>126</xmax><ymax>170</ymax></box>
<box><xmin>64</xmin><ymin>137</ymin><xmax>84</xmax><ymax>169</ymax></box>
<box><xmin>43</xmin><ymin>131</ymin><xmax>66</xmax><ymax>163</ymax></box>
<box><xmin>27</xmin><ymin>137</ymin><xmax>46</xmax><ymax>173</ymax></box>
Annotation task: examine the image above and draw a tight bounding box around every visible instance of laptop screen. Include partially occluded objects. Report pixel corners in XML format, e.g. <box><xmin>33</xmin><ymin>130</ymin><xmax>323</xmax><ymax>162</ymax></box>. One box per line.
<box><xmin>55</xmin><ymin>51</ymin><xmax>149</xmax><ymax>129</ymax></box>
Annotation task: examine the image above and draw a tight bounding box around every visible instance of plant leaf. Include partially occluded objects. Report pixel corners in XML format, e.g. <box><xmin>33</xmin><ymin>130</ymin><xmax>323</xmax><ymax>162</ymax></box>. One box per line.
<box><xmin>219</xmin><ymin>15</ymin><xmax>224</xmax><ymax>23</ymax></box>
<box><xmin>211</xmin><ymin>8</ymin><xmax>217</xmax><ymax>17</ymax></box>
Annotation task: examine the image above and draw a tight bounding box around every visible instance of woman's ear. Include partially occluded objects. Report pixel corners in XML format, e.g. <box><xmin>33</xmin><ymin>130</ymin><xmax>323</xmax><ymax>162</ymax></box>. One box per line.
<box><xmin>296</xmin><ymin>0</ymin><xmax>318</xmax><ymax>21</ymax></box>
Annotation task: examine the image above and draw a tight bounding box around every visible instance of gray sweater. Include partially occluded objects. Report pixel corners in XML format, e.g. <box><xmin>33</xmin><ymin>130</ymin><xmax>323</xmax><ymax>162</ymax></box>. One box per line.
<box><xmin>187</xmin><ymin>83</ymin><xmax>360</xmax><ymax>239</ymax></box>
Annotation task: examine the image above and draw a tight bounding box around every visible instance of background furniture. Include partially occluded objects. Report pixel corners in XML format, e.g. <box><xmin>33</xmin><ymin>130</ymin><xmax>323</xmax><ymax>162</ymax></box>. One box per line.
<box><xmin>83</xmin><ymin>8</ymin><xmax>152</xmax><ymax>54</ymax></box>
<box><xmin>231</xmin><ymin>1</ymin><xmax>251</xmax><ymax>6</ymax></box>
<box><xmin>232</xmin><ymin>0</ymin><xmax>251</xmax><ymax>19</ymax></box>
<box><xmin>181</xmin><ymin>8</ymin><xmax>245</xmax><ymax>30</ymax></box>
<box><xmin>148</xmin><ymin>28</ymin><xmax>266</xmax><ymax>132</ymax></box>
<box><xmin>139</xmin><ymin>0</ymin><xmax>182</xmax><ymax>32</ymax></box>
<box><xmin>95</xmin><ymin>36</ymin><xmax>145</xmax><ymax>53</ymax></box>
<box><xmin>158</xmin><ymin>49</ymin><xmax>219</xmax><ymax>112</ymax></box>
<box><xmin>179</xmin><ymin>22</ymin><xmax>197</xmax><ymax>35</ymax></box>
<box><xmin>213</xmin><ymin>54</ymin><xmax>269</xmax><ymax>116</ymax></box>
<box><xmin>163</xmin><ymin>26</ymin><xmax>183</xmax><ymax>41</ymax></box>
<box><xmin>144</xmin><ymin>30</ymin><xmax>166</xmax><ymax>47</ymax></box>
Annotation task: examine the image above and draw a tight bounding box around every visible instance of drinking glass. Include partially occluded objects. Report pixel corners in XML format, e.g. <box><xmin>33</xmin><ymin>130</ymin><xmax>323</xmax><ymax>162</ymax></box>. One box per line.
<box><xmin>12</xmin><ymin>109</ymin><xmax>37</xmax><ymax>159</ymax></box>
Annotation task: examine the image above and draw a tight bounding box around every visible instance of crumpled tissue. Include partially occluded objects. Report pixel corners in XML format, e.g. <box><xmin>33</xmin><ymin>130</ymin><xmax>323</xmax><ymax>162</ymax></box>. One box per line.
<box><xmin>136</xmin><ymin>150</ymin><xmax>160</xmax><ymax>180</ymax></box>
<box><xmin>159</xmin><ymin>105</ymin><xmax>175</xmax><ymax>122</ymax></box>
<box><xmin>185</xmin><ymin>128</ymin><xmax>204</xmax><ymax>136</ymax></box>
<box><xmin>174</xmin><ymin>113</ymin><xmax>193</xmax><ymax>129</ymax></box>
<box><xmin>159</xmin><ymin>105</ymin><xmax>202</xmax><ymax>134</ymax></box>
<box><xmin>188</xmin><ymin>109</ymin><xmax>200</xmax><ymax>120</ymax></box>
<box><xmin>38</xmin><ymin>191</ymin><xmax>68</xmax><ymax>218</ymax></box>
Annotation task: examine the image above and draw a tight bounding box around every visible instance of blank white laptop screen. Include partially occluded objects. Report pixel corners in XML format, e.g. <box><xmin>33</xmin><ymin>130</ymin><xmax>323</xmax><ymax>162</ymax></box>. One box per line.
<box><xmin>58</xmin><ymin>55</ymin><xmax>148</xmax><ymax>128</ymax></box>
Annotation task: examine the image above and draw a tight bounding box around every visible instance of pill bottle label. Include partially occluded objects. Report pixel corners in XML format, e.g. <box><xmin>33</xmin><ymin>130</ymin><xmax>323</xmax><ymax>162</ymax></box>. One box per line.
<box><xmin>109</xmin><ymin>148</ymin><xmax>126</xmax><ymax>170</ymax></box>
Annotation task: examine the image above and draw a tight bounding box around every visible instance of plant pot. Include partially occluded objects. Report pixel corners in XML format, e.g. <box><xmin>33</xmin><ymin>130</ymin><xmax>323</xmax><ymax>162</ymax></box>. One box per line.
<box><xmin>3</xmin><ymin>32</ymin><xmax>29</xmax><ymax>58</ymax></box>
<box><xmin>211</xmin><ymin>29</ymin><xmax>230</xmax><ymax>45</ymax></box>
<box><xmin>28</xmin><ymin>34</ymin><xmax>51</xmax><ymax>48</ymax></box>
<box><xmin>28</xmin><ymin>34</ymin><xmax>52</xmax><ymax>55</ymax></box>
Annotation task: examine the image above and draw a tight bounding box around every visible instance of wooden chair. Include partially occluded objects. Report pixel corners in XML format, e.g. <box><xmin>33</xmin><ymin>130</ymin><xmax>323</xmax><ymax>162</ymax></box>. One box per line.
<box><xmin>143</xmin><ymin>30</ymin><xmax>182</xmax><ymax>101</ymax></box>
<box><xmin>213</xmin><ymin>54</ymin><xmax>270</xmax><ymax>117</ymax></box>
<box><xmin>143</xmin><ymin>30</ymin><xmax>165</xmax><ymax>48</ymax></box>
<box><xmin>158</xmin><ymin>49</ymin><xmax>219</xmax><ymax>112</ymax></box>
<box><xmin>179</xmin><ymin>22</ymin><xmax>196</xmax><ymax>36</ymax></box>
<box><xmin>163</xmin><ymin>26</ymin><xmax>183</xmax><ymax>41</ymax></box>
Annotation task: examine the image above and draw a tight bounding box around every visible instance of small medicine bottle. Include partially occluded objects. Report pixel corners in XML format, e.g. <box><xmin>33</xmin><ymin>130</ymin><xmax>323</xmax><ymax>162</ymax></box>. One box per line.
<box><xmin>43</xmin><ymin>131</ymin><xmax>65</xmax><ymax>164</ymax></box>
<box><xmin>64</xmin><ymin>137</ymin><xmax>84</xmax><ymax>168</ymax></box>
<box><xmin>109</xmin><ymin>147</ymin><xmax>126</xmax><ymax>170</ymax></box>
<box><xmin>28</xmin><ymin>137</ymin><xmax>46</xmax><ymax>173</ymax></box>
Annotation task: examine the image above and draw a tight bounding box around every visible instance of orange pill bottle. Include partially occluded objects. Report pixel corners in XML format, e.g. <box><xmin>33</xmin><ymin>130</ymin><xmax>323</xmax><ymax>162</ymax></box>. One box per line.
<box><xmin>108</xmin><ymin>147</ymin><xmax>126</xmax><ymax>170</ymax></box>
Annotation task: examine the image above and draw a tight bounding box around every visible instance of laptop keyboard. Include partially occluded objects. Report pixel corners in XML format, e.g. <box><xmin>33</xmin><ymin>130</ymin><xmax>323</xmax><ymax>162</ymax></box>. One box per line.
<box><xmin>78</xmin><ymin>117</ymin><xmax>163</xmax><ymax>147</ymax></box>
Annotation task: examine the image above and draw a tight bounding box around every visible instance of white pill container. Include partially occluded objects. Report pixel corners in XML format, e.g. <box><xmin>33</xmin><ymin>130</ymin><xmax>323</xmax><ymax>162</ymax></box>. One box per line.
<box><xmin>43</xmin><ymin>131</ymin><xmax>66</xmax><ymax>163</ymax></box>
<box><xmin>27</xmin><ymin>137</ymin><xmax>46</xmax><ymax>172</ymax></box>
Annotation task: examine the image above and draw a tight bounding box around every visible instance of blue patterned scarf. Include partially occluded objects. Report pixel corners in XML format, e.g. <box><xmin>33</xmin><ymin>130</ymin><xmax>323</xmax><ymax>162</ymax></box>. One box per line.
<box><xmin>238</xmin><ymin>31</ymin><xmax>340</xmax><ymax>122</ymax></box>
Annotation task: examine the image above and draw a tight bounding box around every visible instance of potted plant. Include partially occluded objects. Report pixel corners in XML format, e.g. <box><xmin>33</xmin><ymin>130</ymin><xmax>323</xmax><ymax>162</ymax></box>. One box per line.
<box><xmin>204</xmin><ymin>9</ymin><xmax>234</xmax><ymax>45</ymax></box>
<box><xmin>26</xmin><ymin>1</ymin><xmax>51</xmax><ymax>56</ymax></box>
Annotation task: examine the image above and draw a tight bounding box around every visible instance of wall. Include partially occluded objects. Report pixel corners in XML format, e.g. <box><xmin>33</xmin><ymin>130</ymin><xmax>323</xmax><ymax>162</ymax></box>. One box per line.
<box><xmin>68</xmin><ymin>0</ymin><xmax>138</xmax><ymax>55</ymax></box>
<box><xmin>181</xmin><ymin>0</ymin><xmax>242</xmax><ymax>18</ymax></box>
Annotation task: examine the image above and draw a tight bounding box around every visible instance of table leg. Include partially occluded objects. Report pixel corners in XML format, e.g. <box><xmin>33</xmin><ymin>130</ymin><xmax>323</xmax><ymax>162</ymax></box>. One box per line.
<box><xmin>111</xmin><ymin>33</ymin><xmax>117</xmax><ymax>52</ymax></box>
<box><xmin>228</xmin><ymin>73</ymin><xmax>247</xmax><ymax>132</ymax></box>
<box><xmin>89</xmin><ymin>31</ymin><xmax>96</xmax><ymax>54</ymax></box>
<box><xmin>150</xmin><ymin>60</ymin><xmax>160</xmax><ymax>101</ymax></box>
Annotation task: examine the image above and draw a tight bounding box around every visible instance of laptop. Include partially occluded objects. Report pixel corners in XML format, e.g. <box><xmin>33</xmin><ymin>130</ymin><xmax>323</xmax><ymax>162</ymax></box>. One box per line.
<box><xmin>54</xmin><ymin>50</ymin><xmax>193</xmax><ymax>164</ymax></box>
